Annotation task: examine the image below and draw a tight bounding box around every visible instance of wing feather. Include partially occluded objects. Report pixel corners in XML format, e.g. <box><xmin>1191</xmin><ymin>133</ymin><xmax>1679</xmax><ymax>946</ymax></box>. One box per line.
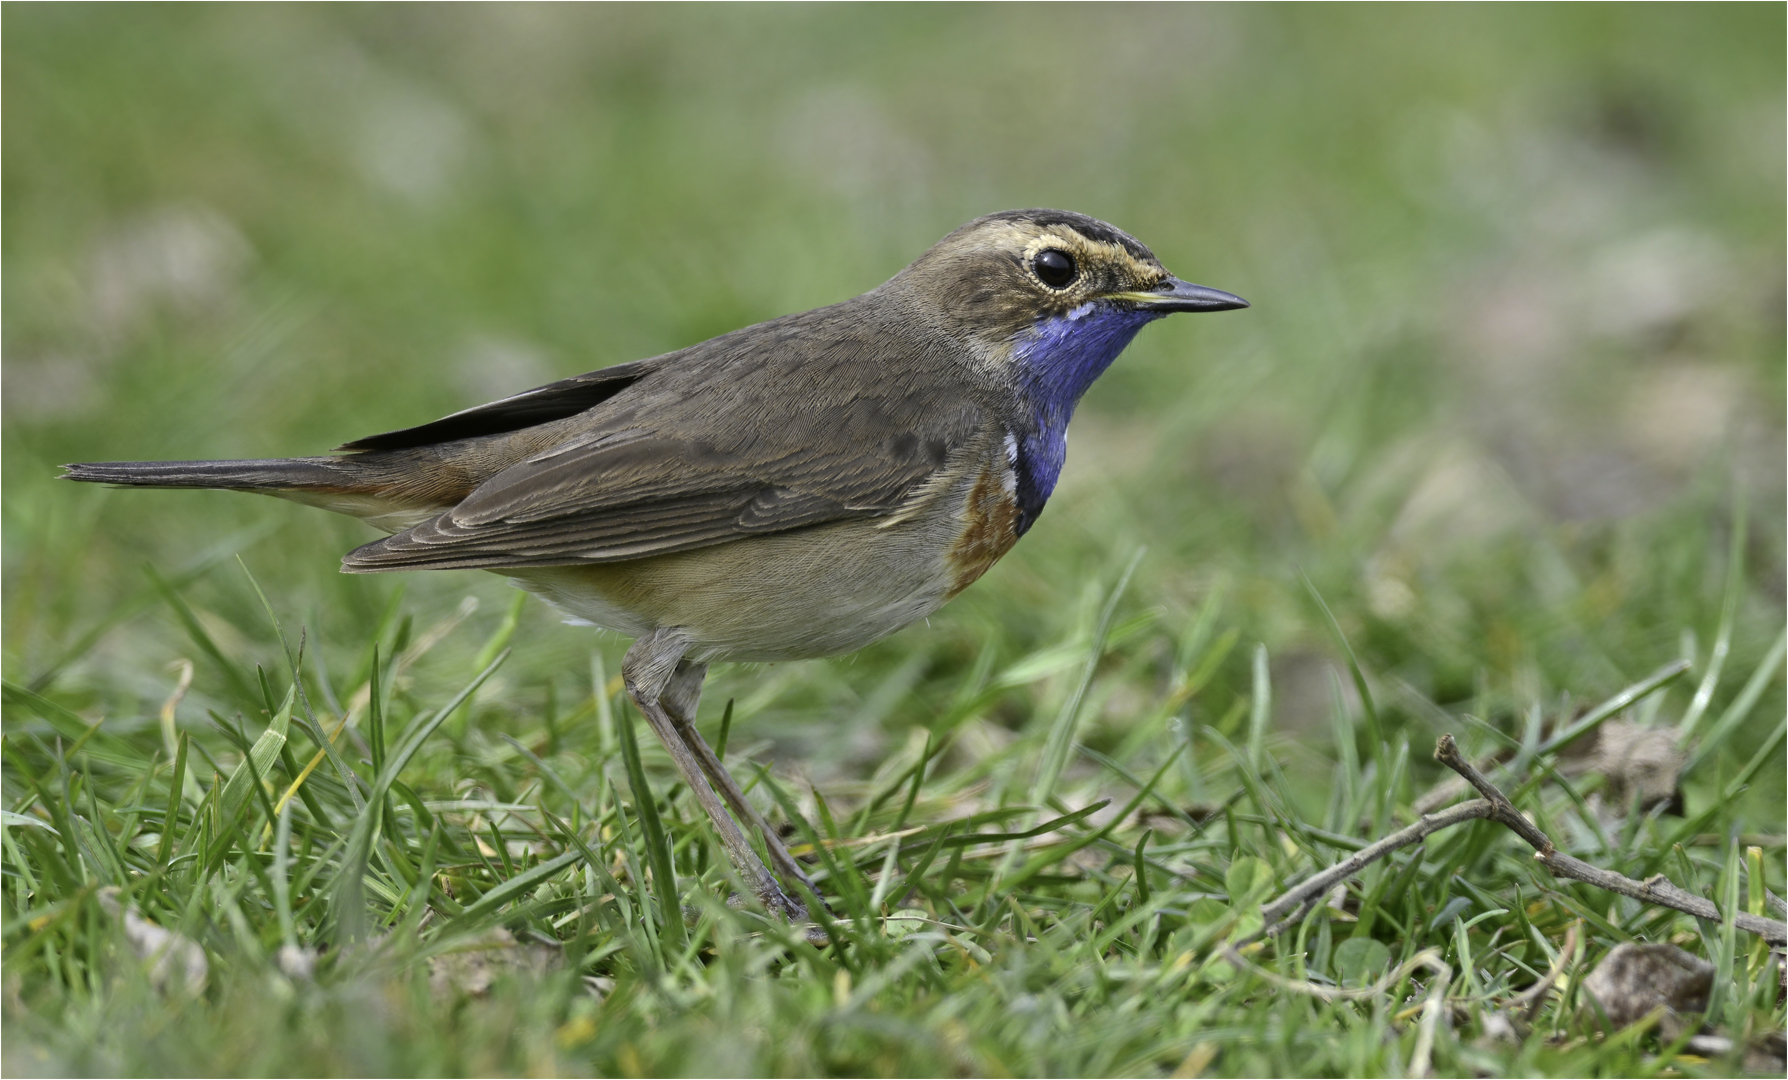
<box><xmin>341</xmin><ymin>311</ymin><xmax>988</xmax><ymax>573</ymax></box>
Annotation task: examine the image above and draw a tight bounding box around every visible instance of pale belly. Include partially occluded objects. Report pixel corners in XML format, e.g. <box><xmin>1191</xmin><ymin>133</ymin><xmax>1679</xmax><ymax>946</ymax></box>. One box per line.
<box><xmin>503</xmin><ymin>450</ymin><xmax>1021</xmax><ymax>664</ymax></box>
<box><xmin>506</xmin><ymin>519</ymin><xmax>950</xmax><ymax>663</ymax></box>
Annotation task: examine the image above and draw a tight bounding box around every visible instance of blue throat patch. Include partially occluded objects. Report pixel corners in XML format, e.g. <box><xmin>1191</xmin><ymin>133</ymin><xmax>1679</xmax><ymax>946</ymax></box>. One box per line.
<box><xmin>1009</xmin><ymin>303</ymin><xmax>1158</xmax><ymax>533</ymax></box>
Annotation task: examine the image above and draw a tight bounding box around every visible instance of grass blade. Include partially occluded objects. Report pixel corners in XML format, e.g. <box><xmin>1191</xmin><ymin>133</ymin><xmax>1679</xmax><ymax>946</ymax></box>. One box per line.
<box><xmin>1302</xmin><ymin>571</ymin><xmax>1382</xmax><ymax>760</ymax></box>
<box><xmin>460</xmin><ymin>851</ymin><xmax>582</xmax><ymax>920</ymax></box>
<box><xmin>614</xmin><ymin>701</ymin><xmax>684</xmax><ymax>948</ymax></box>
<box><xmin>216</xmin><ymin>687</ymin><xmax>292</xmax><ymax>828</ymax></box>
<box><xmin>332</xmin><ymin>649</ymin><xmax>509</xmax><ymax>938</ymax></box>
<box><xmin>1539</xmin><ymin>660</ymin><xmax>1691</xmax><ymax>755</ymax></box>
<box><xmin>1678</xmin><ymin>495</ymin><xmax>1745</xmax><ymax>742</ymax></box>
<box><xmin>1683</xmin><ymin>625</ymin><xmax>1786</xmax><ymax>777</ymax></box>
<box><xmin>1032</xmin><ymin>548</ymin><xmax>1143</xmax><ymax>807</ymax></box>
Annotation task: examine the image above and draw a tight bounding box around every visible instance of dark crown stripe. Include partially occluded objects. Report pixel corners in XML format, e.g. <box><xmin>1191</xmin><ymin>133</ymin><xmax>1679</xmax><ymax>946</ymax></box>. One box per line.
<box><xmin>982</xmin><ymin>209</ymin><xmax>1157</xmax><ymax>264</ymax></box>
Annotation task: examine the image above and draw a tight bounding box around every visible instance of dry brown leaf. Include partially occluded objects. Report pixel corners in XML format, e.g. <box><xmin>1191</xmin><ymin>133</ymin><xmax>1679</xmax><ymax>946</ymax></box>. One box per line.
<box><xmin>427</xmin><ymin>927</ymin><xmax>559</xmax><ymax>998</ymax></box>
<box><xmin>1587</xmin><ymin>719</ymin><xmax>1685</xmax><ymax>818</ymax></box>
<box><xmin>1580</xmin><ymin>942</ymin><xmax>1711</xmax><ymax>1034</ymax></box>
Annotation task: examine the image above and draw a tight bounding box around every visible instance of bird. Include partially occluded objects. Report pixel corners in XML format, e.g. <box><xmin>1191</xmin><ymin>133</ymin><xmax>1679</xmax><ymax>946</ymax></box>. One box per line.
<box><xmin>65</xmin><ymin>208</ymin><xmax>1248</xmax><ymax>928</ymax></box>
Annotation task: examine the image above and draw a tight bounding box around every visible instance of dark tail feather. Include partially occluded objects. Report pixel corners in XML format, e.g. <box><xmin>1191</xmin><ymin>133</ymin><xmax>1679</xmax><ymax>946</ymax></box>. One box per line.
<box><xmin>62</xmin><ymin>458</ymin><xmax>355</xmax><ymax>491</ymax></box>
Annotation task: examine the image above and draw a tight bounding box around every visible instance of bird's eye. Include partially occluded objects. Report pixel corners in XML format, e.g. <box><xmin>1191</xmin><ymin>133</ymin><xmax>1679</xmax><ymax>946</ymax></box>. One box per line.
<box><xmin>1033</xmin><ymin>249</ymin><xmax>1077</xmax><ymax>289</ymax></box>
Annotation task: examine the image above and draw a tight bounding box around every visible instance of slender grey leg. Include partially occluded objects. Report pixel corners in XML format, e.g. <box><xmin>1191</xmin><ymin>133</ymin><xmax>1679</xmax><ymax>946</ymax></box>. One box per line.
<box><xmin>661</xmin><ymin>660</ymin><xmax>821</xmax><ymax>897</ymax></box>
<box><xmin>621</xmin><ymin>629</ymin><xmax>803</xmax><ymax>921</ymax></box>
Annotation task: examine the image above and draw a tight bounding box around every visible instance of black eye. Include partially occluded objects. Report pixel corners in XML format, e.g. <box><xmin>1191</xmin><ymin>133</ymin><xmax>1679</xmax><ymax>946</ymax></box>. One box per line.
<box><xmin>1033</xmin><ymin>249</ymin><xmax>1077</xmax><ymax>288</ymax></box>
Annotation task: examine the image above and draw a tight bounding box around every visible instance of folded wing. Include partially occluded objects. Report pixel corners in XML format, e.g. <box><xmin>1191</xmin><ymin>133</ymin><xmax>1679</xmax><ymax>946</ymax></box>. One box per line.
<box><xmin>342</xmin><ymin>325</ymin><xmax>984</xmax><ymax>572</ymax></box>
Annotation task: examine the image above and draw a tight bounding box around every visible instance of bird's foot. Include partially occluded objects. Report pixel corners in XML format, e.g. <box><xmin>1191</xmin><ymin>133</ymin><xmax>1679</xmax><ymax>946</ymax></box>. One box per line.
<box><xmin>691</xmin><ymin>893</ymin><xmax>827</xmax><ymax>946</ymax></box>
<box><xmin>739</xmin><ymin>883</ymin><xmax>831</xmax><ymax>947</ymax></box>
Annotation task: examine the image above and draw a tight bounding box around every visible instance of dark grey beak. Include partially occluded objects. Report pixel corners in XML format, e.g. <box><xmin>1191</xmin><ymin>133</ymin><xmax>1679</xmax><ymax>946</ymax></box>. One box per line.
<box><xmin>1124</xmin><ymin>277</ymin><xmax>1250</xmax><ymax>313</ymax></box>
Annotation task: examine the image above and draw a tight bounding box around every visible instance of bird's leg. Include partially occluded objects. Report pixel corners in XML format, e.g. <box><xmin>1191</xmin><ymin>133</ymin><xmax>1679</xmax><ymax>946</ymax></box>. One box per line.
<box><xmin>660</xmin><ymin>660</ymin><xmax>823</xmax><ymax>901</ymax></box>
<box><xmin>620</xmin><ymin>629</ymin><xmax>803</xmax><ymax>921</ymax></box>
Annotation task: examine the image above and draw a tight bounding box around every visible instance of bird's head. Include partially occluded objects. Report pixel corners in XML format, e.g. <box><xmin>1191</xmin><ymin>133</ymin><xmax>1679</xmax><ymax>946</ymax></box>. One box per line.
<box><xmin>888</xmin><ymin>209</ymin><xmax>1247</xmax><ymax>412</ymax></box>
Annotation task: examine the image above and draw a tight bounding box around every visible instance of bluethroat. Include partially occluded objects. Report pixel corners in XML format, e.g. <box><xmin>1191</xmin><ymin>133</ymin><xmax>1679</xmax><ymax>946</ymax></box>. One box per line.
<box><xmin>67</xmin><ymin>209</ymin><xmax>1248</xmax><ymax>928</ymax></box>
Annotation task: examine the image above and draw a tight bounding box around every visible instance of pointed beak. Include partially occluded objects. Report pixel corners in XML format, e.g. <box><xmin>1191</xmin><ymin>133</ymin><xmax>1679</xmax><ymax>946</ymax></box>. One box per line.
<box><xmin>1110</xmin><ymin>277</ymin><xmax>1250</xmax><ymax>313</ymax></box>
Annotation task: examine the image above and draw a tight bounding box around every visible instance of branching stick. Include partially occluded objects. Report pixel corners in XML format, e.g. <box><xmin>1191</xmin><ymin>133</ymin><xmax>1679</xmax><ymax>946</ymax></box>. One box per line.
<box><xmin>1256</xmin><ymin>799</ymin><xmax>1494</xmax><ymax>937</ymax></box>
<box><xmin>1250</xmin><ymin>735</ymin><xmax>1787</xmax><ymax>947</ymax></box>
<box><xmin>1433</xmin><ymin>734</ymin><xmax>1785</xmax><ymax>946</ymax></box>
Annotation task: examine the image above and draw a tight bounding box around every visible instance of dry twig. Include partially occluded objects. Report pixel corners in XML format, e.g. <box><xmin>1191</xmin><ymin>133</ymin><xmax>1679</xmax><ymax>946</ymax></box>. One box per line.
<box><xmin>1433</xmin><ymin>735</ymin><xmax>1786</xmax><ymax>946</ymax></box>
<box><xmin>1249</xmin><ymin>735</ymin><xmax>1787</xmax><ymax>947</ymax></box>
<box><xmin>1256</xmin><ymin>800</ymin><xmax>1495</xmax><ymax>937</ymax></box>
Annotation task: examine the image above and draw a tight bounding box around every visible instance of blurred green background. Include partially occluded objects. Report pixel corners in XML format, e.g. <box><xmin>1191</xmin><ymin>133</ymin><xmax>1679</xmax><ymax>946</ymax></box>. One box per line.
<box><xmin>5</xmin><ymin>5</ymin><xmax>1783</xmax><ymax>807</ymax></box>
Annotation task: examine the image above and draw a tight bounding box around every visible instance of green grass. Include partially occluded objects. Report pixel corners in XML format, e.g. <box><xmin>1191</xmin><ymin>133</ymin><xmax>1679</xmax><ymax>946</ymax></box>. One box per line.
<box><xmin>4</xmin><ymin>6</ymin><xmax>1784</xmax><ymax>1077</ymax></box>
